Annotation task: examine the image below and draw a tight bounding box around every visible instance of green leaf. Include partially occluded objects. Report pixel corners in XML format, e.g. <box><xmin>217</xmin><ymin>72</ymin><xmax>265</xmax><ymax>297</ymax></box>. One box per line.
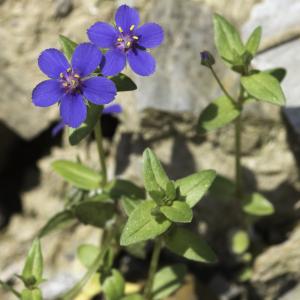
<box><xmin>125</xmin><ymin>242</ymin><xmax>147</xmax><ymax>259</ymax></box>
<box><xmin>231</xmin><ymin>230</ymin><xmax>250</xmax><ymax>254</ymax></box>
<box><xmin>74</xmin><ymin>201</ymin><xmax>115</xmax><ymax>228</ymax></box>
<box><xmin>22</xmin><ymin>239</ymin><xmax>43</xmax><ymax>285</ymax></box>
<box><xmin>105</xmin><ymin>179</ymin><xmax>145</xmax><ymax>200</ymax></box>
<box><xmin>143</xmin><ymin>148</ymin><xmax>169</xmax><ymax>193</ymax></box>
<box><xmin>165</xmin><ymin>181</ymin><xmax>176</xmax><ymax>201</ymax></box>
<box><xmin>77</xmin><ymin>244</ymin><xmax>100</xmax><ymax>269</ymax></box>
<box><xmin>110</xmin><ymin>73</ymin><xmax>137</xmax><ymax>92</ymax></box>
<box><xmin>265</xmin><ymin>68</ymin><xmax>287</xmax><ymax>83</ymax></box>
<box><xmin>209</xmin><ymin>175</ymin><xmax>235</xmax><ymax>200</ymax></box>
<box><xmin>69</xmin><ymin>104</ymin><xmax>102</xmax><ymax>146</ymax></box>
<box><xmin>52</xmin><ymin>160</ymin><xmax>102</xmax><ymax>190</ymax></box>
<box><xmin>121</xmin><ymin>197</ymin><xmax>143</xmax><ymax>216</ymax></box>
<box><xmin>120</xmin><ymin>200</ymin><xmax>171</xmax><ymax>246</ymax></box>
<box><xmin>160</xmin><ymin>201</ymin><xmax>193</xmax><ymax>223</ymax></box>
<box><xmin>122</xmin><ymin>294</ymin><xmax>144</xmax><ymax>300</ymax></box>
<box><xmin>242</xmin><ymin>193</ymin><xmax>274</xmax><ymax>216</ymax></box>
<box><xmin>245</xmin><ymin>26</ymin><xmax>262</xmax><ymax>56</ymax></box>
<box><xmin>175</xmin><ymin>170</ymin><xmax>216</xmax><ymax>208</ymax></box>
<box><xmin>152</xmin><ymin>264</ymin><xmax>186</xmax><ymax>300</ymax></box>
<box><xmin>103</xmin><ymin>269</ymin><xmax>125</xmax><ymax>300</ymax></box>
<box><xmin>241</xmin><ymin>72</ymin><xmax>285</xmax><ymax>106</ymax></box>
<box><xmin>197</xmin><ymin>96</ymin><xmax>240</xmax><ymax>133</ymax></box>
<box><xmin>213</xmin><ymin>14</ymin><xmax>245</xmax><ymax>63</ymax></box>
<box><xmin>59</xmin><ymin>35</ymin><xmax>77</xmax><ymax>61</ymax></box>
<box><xmin>38</xmin><ymin>210</ymin><xmax>75</xmax><ymax>238</ymax></box>
<box><xmin>21</xmin><ymin>288</ymin><xmax>42</xmax><ymax>300</ymax></box>
<box><xmin>165</xmin><ymin>227</ymin><xmax>217</xmax><ymax>263</ymax></box>
<box><xmin>238</xmin><ymin>267</ymin><xmax>253</xmax><ymax>282</ymax></box>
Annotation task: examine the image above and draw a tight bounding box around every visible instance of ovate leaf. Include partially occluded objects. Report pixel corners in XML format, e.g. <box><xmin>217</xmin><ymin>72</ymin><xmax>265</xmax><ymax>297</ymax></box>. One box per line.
<box><xmin>160</xmin><ymin>201</ymin><xmax>193</xmax><ymax>223</ymax></box>
<box><xmin>265</xmin><ymin>68</ymin><xmax>287</xmax><ymax>83</ymax></box>
<box><xmin>22</xmin><ymin>239</ymin><xmax>43</xmax><ymax>284</ymax></box>
<box><xmin>103</xmin><ymin>269</ymin><xmax>125</xmax><ymax>300</ymax></box>
<box><xmin>152</xmin><ymin>264</ymin><xmax>186</xmax><ymax>300</ymax></box>
<box><xmin>59</xmin><ymin>35</ymin><xmax>77</xmax><ymax>61</ymax></box>
<box><xmin>121</xmin><ymin>197</ymin><xmax>143</xmax><ymax>216</ymax></box>
<box><xmin>38</xmin><ymin>210</ymin><xmax>75</xmax><ymax>238</ymax></box>
<box><xmin>241</xmin><ymin>72</ymin><xmax>285</xmax><ymax>106</ymax></box>
<box><xmin>77</xmin><ymin>244</ymin><xmax>100</xmax><ymax>269</ymax></box>
<box><xmin>120</xmin><ymin>200</ymin><xmax>171</xmax><ymax>246</ymax></box>
<box><xmin>143</xmin><ymin>148</ymin><xmax>169</xmax><ymax>193</ymax></box>
<box><xmin>197</xmin><ymin>96</ymin><xmax>240</xmax><ymax>133</ymax></box>
<box><xmin>74</xmin><ymin>201</ymin><xmax>115</xmax><ymax>228</ymax></box>
<box><xmin>245</xmin><ymin>26</ymin><xmax>262</xmax><ymax>56</ymax></box>
<box><xmin>231</xmin><ymin>230</ymin><xmax>250</xmax><ymax>255</ymax></box>
<box><xmin>209</xmin><ymin>175</ymin><xmax>235</xmax><ymax>200</ymax></box>
<box><xmin>175</xmin><ymin>170</ymin><xmax>216</xmax><ymax>207</ymax></box>
<box><xmin>242</xmin><ymin>193</ymin><xmax>274</xmax><ymax>216</ymax></box>
<box><xmin>165</xmin><ymin>227</ymin><xmax>217</xmax><ymax>263</ymax></box>
<box><xmin>213</xmin><ymin>14</ymin><xmax>245</xmax><ymax>63</ymax></box>
<box><xmin>110</xmin><ymin>73</ymin><xmax>137</xmax><ymax>92</ymax></box>
<box><xmin>52</xmin><ymin>160</ymin><xmax>102</xmax><ymax>190</ymax></box>
<box><xmin>69</xmin><ymin>104</ymin><xmax>102</xmax><ymax>146</ymax></box>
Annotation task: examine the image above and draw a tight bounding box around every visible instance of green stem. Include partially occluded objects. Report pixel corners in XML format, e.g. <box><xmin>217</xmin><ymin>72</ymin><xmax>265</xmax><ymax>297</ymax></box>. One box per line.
<box><xmin>144</xmin><ymin>238</ymin><xmax>162</xmax><ymax>300</ymax></box>
<box><xmin>0</xmin><ymin>280</ymin><xmax>20</xmax><ymax>298</ymax></box>
<box><xmin>94</xmin><ymin>117</ymin><xmax>107</xmax><ymax>185</ymax></box>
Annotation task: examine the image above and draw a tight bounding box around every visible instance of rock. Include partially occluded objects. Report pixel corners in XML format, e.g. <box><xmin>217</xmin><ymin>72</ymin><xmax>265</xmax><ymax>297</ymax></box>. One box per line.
<box><xmin>54</xmin><ymin>0</ymin><xmax>73</xmax><ymax>18</ymax></box>
<box><xmin>252</xmin><ymin>224</ymin><xmax>300</xmax><ymax>300</ymax></box>
<box><xmin>242</xmin><ymin>0</ymin><xmax>300</xmax><ymax>134</ymax></box>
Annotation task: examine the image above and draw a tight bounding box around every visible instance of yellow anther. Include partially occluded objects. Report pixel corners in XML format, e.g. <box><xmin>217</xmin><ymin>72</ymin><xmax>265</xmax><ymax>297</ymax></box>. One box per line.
<box><xmin>74</xmin><ymin>74</ymin><xmax>80</xmax><ymax>78</ymax></box>
<box><xmin>133</xmin><ymin>36</ymin><xmax>139</xmax><ymax>40</ymax></box>
<box><xmin>126</xmin><ymin>41</ymin><xmax>131</xmax><ymax>47</ymax></box>
<box><xmin>130</xmin><ymin>25</ymin><xmax>135</xmax><ymax>31</ymax></box>
<box><xmin>67</xmin><ymin>67</ymin><xmax>71</xmax><ymax>72</ymax></box>
<box><xmin>118</xmin><ymin>26</ymin><xmax>123</xmax><ymax>33</ymax></box>
<box><xmin>71</xmin><ymin>79</ymin><xmax>76</xmax><ymax>86</ymax></box>
<box><xmin>117</xmin><ymin>37</ymin><xmax>123</xmax><ymax>42</ymax></box>
<box><xmin>59</xmin><ymin>72</ymin><xmax>64</xmax><ymax>78</ymax></box>
<box><xmin>62</xmin><ymin>82</ymin><xmax>68</xmax><ymax>87</ymax></box>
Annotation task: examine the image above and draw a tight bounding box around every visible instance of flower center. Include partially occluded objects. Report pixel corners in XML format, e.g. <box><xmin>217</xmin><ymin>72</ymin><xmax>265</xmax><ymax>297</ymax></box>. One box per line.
<box><xmin>60</xmin><ymin>68</ymin><xmax>82</xmax><ymax>94</ymax></box>
<box><xmin>115</xmin><ymin>25</ymin><xmax>139</xmax><ymax>52</ymax></box>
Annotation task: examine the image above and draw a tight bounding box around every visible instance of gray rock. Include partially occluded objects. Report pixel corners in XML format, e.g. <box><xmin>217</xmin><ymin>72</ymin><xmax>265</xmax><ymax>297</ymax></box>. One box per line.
<box><xmin>54</xmin><ymin>0</ymin><xmax>73</xmax><ymax>18</ymax></box>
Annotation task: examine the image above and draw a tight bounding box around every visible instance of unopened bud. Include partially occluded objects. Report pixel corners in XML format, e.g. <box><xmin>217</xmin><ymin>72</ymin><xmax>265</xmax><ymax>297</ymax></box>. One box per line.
<box><xmin>200</xmin><ymin>50</ymin><xmax>215</xmax><ymax>67</ymax></box>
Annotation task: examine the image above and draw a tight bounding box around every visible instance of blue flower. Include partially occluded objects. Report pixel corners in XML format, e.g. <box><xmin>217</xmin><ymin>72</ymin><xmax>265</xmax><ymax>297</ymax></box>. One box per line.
<box><xmin>87</xmin><ymin>4</ymin><xmax>164</xmax><ymax>77</ymax></box>
<box><xmin>32</xmin><ymin>43</ymin><xmax>117</xmax><ymax>128</ymax></box>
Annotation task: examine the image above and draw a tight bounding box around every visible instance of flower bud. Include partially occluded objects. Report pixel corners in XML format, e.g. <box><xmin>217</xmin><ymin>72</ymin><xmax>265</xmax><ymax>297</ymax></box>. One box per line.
<box><xmin>200</xmin><ymin>51</ymin><xmax>215</xmax><ymax>67</ymax></box>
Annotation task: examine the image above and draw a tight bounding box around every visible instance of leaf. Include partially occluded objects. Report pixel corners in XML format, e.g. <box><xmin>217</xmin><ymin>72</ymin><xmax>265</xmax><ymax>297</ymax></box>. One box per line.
<box><xmin>231</xmin><ymin>230</ymin><xmax>250</xmax><ymax>254</ymax></box>
<box><xmin>265</xmin><ymin>68</ymin><xmax>287</xmax><ymax>83</ymax></box>
<box><xmin>213</xmin><ymin>14</ymin><xmax>245</xmax><ymax>63</ymax></box>
<box><xmin>105</xmin><ymin>179</ymin><xmax>145</xmax><ymax>200</ymax></box>
<box><xmin>69</xmin><ymin>104</ymin><xmax>102</xmax><ymax>146</ymax></box>
<box><xmin>74</xmin><ymin>201</ymin><xmax>115</xmax><ymax>228</ymax></box>
<box><xmin>103</xmin><ymin>269</ymin><xmax>125</xmax><ymax>300</ymax></box>
<box><xmin>175</xmin><ymin>170</ymin><xmax>216</xmax><ymax>208</ymax></box>
<box><xmin>197</xmin><ymin>96</ymin><xmax>240</xmax><ymax>133</ymax></box>
<box><xmin>245</xmin><ymin>26</ymin><xmax>262</xmax><ymax>56</ymax></box>
<box><xmin>121</xmin><ymin>197</ymin><xmax>143</xmax><ymax>216</ymax></box>
<box><xmin>209</xmin><ymin>175</ymin><xmax>236</xmax><ymax>200</ymax></box>
<box><xmin>52</xmin><ymin>160</ymin><xmax>102</xmax><ymax>190</ymax></box>
<box><xmin>120</xmin><ymin>200</ymin><xmax>171</xmax><ymax>246</ymax></box>
<box><xmin>160</xmin><ymin>201</ymin><xmax>193</xmax><ymax>223</ymax></box>
<box><xmin>238</xmin><ymin>267</ymin><xmax>253</xmax><ymax>282</ymax></box>
<box><xmin>77</xmin><ymin>244</ymin><xmax>100</xmax><ymax>269</ymax></box>
<box><xmin>143</xmin><ymin>148</ymin><xmax>169</xmax><ymax>193</ymax></box>
<box><xmin>165</xmin><ymin>181</ymin><xmax>176</xmax><ymax>201</ymax></box>
<box><xmin>241</xmin><ymin>72</ymin><xmax>285</xmax><ymax>106</ymax></box>
<box><xmin>21</xmin><ymin>288</ymin><xmax>42</xmax><ymax>300</ymax></box>
<box><xmin>22</xmin><ymin>239</ymin><xmax>43</xmax><ymax>284</ymax></box>
<box><xmin>242</xmin><ymin>193</ymin><xmax>274</xmax><ymax>216</ymax></box>
<box><xmin>152</xmin><ymin>264</ymin><xmax>186</xmax><ymax>300</ymax></box>
<box><xmin>110</xmin><ymin>73</ymin><xmax>137</xmax><ymax>92</ymax></box>
<box><xmin>165</xmin><ymin>227</ymin><xmax>217</xmax><ymax>263</ymax></box>
<box><xmin>38</xmin><ymin>210</ymin><xmax>75</xmax><ymax>238</ymax></box>
<box><xmin>59</xmin><ymin>35</ymin><xmax>77</xmax><ymax>61</ymax></box>
<box><xmin>125</xmin><ymin>242</ymin><xmax>147</xmax><ymax>259</ymax></box>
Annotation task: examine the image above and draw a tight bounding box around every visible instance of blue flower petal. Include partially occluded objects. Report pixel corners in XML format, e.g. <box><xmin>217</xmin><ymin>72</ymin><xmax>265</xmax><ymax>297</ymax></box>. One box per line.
<box><xmin>32</xmin><ymin>80</ymin><xmax>63</xmax><ymax>107</ymax></box>
<box><xmin>87</xmin><ymin>22</ymin><xmax>118</xmax><ymax>48</ymax></box>
<box><xmin>83</xmin><ymin>77</ymin><xmax>117</xmax><ymax>105</ymax></box>
<box><xmin>52</xmin><ymin>121</ymin><xmax>65</xmax><ymax>137</ymax></box>
<box><xmin>127</xmin><ymin>49</ymin><xmax>156</xmax><ymax>76</ymax></box>
<box><xmin>38</xmin><ymin>49</ymin><xmax>70</xmax><ymax>79</ymax></box>
<box><xmin>71</xmin><ymin>43</ymin><xmax>102</xmax><ymax>77</ymax></box>
<box><xmin>60</xmin><ymin>93</ymin><xmax>87</xmax><ymax>128</ymax></box>
<box><xmin>115</xmin><ymin>4</ymin><xmax>140</xmax><ymax>33</ymax></box>
<box><xmin>135</xmin><ymin>23</ymin><xmax>164</xmax><ymax>48</ymax></box>
<box><xmin>103</xmin><ymin>104</ymin><xmax>123</xmax><ymax>114</ymax></box>
<box><xmin>102</xmin><ymin>49</ymin><xmax>126</xmax><ymax>76</ymax></box>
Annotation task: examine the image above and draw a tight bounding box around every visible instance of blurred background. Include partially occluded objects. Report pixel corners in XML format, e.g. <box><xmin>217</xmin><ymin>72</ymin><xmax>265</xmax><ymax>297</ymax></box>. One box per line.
<box><xmin>1</xmin><ymin>0</ymin><xmax>300</xmax><ymax>299</ymax></box>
